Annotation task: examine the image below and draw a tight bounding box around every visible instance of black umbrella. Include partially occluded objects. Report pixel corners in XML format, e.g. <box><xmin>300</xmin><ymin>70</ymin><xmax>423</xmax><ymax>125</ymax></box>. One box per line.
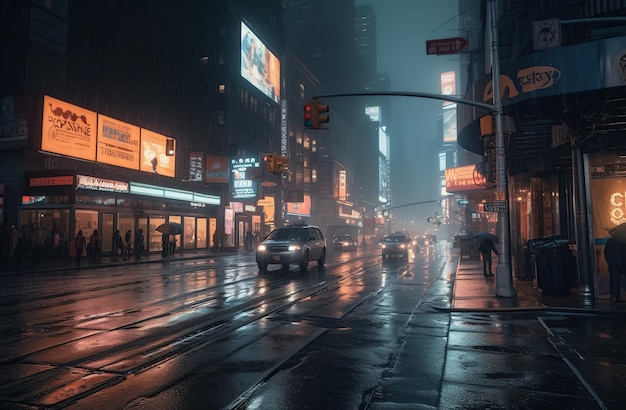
<box><xmin>156</xmin><ymin>222</ymin><xmax>183</xmax><ymax>235</ymax></box>
<box><xmin>472</xmin><ymin>231</ymin><xmax>498</xmax><ymax>242</ymax></box>
<box><xmin>608</xmin><ymin>223</ymin><xmax>626</xmax><ymax>243</ymax></box>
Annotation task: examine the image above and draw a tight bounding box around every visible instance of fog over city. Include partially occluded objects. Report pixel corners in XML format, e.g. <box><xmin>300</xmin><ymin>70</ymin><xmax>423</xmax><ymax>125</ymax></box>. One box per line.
<box><xmin>356</xmin><ymin>0</ymin><xmax>461</xmax><ymax>231</ymax></box>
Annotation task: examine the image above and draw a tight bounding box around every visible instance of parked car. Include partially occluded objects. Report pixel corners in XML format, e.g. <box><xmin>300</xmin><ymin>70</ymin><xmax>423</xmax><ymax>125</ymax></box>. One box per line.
<box><xmin>332</xmin><ymin>234</ymin><xmax>358</xmax><ymax>251</ymax></box>
<box><xmin>256</xmin><ymin>224</ymin><xmax>327</xmax><ymax>273</ymax></box>
<box><xmin>381</xmin><ymin>233</ymin><xmax>411</xmax><ymax>260</ymax></box>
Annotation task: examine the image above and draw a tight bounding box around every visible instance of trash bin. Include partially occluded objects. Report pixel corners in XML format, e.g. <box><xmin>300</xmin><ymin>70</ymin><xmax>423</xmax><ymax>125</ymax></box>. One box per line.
<box><xmin>527</xmin><ymin>236</ymin><xmax>576</xmax><ymax>295</ymax></box>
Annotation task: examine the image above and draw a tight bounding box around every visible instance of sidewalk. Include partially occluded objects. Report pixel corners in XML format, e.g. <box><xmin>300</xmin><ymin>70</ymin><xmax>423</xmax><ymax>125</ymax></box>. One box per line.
<box><xmin>452</xmin><ymin>256</ymin><xmax>626</xmax><ymax>313</ymax></box>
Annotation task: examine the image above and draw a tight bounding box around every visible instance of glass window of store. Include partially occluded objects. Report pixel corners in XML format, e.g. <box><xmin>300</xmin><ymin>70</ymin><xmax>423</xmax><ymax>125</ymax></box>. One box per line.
<box><xmin>75</xmin><ymin>209</ymin><xmax>98</xmax><ymax>238</ymax></box>
<box><xmin>183</xmin><ymin>216</ymin><xmax>196</xmax><ymax>249</ymax></box>
<box><xmin>118</xmin><ymin>214</ymin><xmax>134</xmax><ymax>248</ymax></box>
<box><xmin>21</xmin><ymin>208</ymin><xmax>70</xmax><ymax>256</ymax></box>
<box><xmin>149</xmin><ymin>217</ymin><xmax>166</xmax><ymax>252</ymax></box>
<box><xmin>197</xmin><ymin>218</ymin><xmax>207</xmax><ymax>248</ymax></box>
<box><xmin>137</xmin><ymin>217</ymin><xmax>148</xmax><ymax>253</ymax></box>
<box><xmin>102</xmin><ymin>213</ymin><xmax>114</xmax><ymax>253</ymax></box>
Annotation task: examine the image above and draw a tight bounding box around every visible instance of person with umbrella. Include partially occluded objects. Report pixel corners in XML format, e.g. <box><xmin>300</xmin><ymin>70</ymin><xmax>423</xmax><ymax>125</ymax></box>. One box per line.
<box><xmin>478</xmin><ymin>235</ymin><xmax>499</xmax><ymax>277</ymax></box>
<box><xmin>604</xmin><ymin>235</ymin><xmax>626</xmax><ymax>303</ymax></box>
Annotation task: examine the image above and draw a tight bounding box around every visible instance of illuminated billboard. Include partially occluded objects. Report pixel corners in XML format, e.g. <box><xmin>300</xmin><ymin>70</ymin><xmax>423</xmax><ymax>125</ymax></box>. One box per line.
<box><xmin>140</xmin><ymin>129</ymin><xmax>175</xmax><ymax>177</ymax></box>
<box><xmin>42</xmin><ymin>95</ymin><xmax>97</xmax><ymax>161</ymax></box>
<box><xmin>241</xmin><ymin>21</ymin><xmax>281</xmax><ymax>104</ymax></box>
<box><xmin>205</xmin><ymin>155</ymin><xmax>229</xmax><ymax>184</ymax></box>
<box><xmin>286</xmin><ymin>194</ymin><xmax>311</xmax><ymax>217</ymax></box>
<box><xmin>231</xmin><ymin>156</ymin><xmax>259</xmax><ymax>200</ymax></box>
<box><xmin>97</xmin><ymin>114</ymin><xmax>140</xmax><ymax>170</ymax></box>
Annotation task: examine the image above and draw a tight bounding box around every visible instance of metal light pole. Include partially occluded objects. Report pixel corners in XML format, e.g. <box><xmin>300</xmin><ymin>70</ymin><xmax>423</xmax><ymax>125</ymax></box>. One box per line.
<box><xmin>489</xmin><ymin>0</ymin><xmax>516</xmax><ymax>297</ymax></box>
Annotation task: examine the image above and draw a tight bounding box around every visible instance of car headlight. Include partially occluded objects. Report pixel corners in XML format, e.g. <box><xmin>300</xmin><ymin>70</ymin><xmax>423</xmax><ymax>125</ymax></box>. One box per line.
<box><xmin>400</xmin><ymin>244</ymin><xmax>406</xmax><ymax>249</ymax></box>
<box><xmin>288</xmin><ymin>245</ymin><xmax>301</xmax><ymax>251</ymax></box>
<box><xmin>381</xmin><ymin>244</ymin><xmax>387</xmax><ymax>249</ymax></box>
<box><xmin>257</xmin><ymin>244</ymin><xmax>266</xmax><ymax>252</ymax></box>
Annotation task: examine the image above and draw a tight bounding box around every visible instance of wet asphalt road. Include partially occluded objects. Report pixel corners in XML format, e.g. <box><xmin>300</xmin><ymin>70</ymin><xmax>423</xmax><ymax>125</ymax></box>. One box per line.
<box><xmin>1</xmin><ymin>242</ymin><xmax>625</xmax><ymax>409</ymax></box>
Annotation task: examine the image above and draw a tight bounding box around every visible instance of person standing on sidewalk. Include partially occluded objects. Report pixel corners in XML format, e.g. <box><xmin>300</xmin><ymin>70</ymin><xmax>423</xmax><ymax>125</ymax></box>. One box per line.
<box><xmin>124</xmin><ymin>229</ymin><xmax>132</xmax><ymax>260</ymax></box>
<box><xmin>478</xmin><ymin>238</ymin><xmax>499</xmax><ymax>277</ymax></box>
<box><xmin>604</xmin><ymin>237</ymin><xmax>626</xmax><ymax>303</ymax></box>
<box><xmin>89</xmin><ymin>229</ymin><xmax>101</xmax><ymax>263</ymax></box>
<box><xmin>75</xmin><ymin>230</ymin><xmax>86</xmax><ymax>266</ymax></box>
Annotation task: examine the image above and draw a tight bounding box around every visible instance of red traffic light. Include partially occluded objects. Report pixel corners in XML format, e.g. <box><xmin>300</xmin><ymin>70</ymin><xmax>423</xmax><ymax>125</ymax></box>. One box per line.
<box><xmin>304</xmin><ymin>104</ymin><xmax>313</xmax><ymax>128</ymax></box>
<box><xmin>304</xmin><ymin>101</ymin><xmax>329</xmax><ymax>129</ymax></box>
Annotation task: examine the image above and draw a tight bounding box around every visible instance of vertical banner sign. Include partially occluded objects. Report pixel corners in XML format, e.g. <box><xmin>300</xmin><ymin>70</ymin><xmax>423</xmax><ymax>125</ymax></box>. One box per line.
<box><xmin>140</xmin><ymin>129</ymin><xmax>175</xmax><ymax>177</ymax></box>
<box><xmin>281</xmin><ymin>99</ymin><xmax>288</xmax><ymax>156</ymax></box>
<box><xmin>189</xmin><ymin>151</ymin><xmax>203</xmax><ymax>181</ymax></box>
<box><xmin>42</xmin><ymin>95</ymin><xmax>97</xmax><ymax>161</ymax></box>
<box><xmin>97</xmin><ymin>114</ymin><xmax>140</xmax><ymax>170</ymax></box>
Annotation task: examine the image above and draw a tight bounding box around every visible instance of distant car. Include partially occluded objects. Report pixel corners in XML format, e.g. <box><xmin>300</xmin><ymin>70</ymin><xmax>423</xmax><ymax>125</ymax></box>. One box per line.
<box><xmin>256</xmin><ymin>224</ymin><xmax>327</xmax><ymax>273</ymax></box>
<box><xmin>381</xmin><ymin>233</ymin><xmax>411</xmax><ymax>260</ymax></box>
<box><xmin>333</xmin><ymin>234</ymin><xmax>358</xmax><ymax>251</ymax></box>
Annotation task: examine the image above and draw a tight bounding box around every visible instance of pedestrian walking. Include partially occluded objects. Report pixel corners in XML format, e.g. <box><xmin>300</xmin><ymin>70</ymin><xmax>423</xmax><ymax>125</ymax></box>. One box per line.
<box><xmin>162</xmin><ymin>232</ymin><xmax>170</xmax><ymax>260</ymax></box>
<box><xmin>169</xmin><ymin>234</ymin><xmax>176</xmax><ymax>256</ymax></box>
<box><xmin>113</xmin><ymin>229</ymin><xmax>123</xmax><ymax>258</ymax></box>
<box><xmin>134</xmin><ymin>229</ymin><xmax>144</xmax><ymax>260</ymax></box>
<box><xmin>89</xmin><ymin>229</ymin><xmax>101</xmax><ymax>263</ymax></box>
<box><xmin>8</xmin><ymin>225</ymin><xmax>22</xmax><ymax>270</ymax></box>
<box><xmin>125</xmin><ymin>229</ymin><xmax>132</xmax><ymax>259</ymax></box>
<box><xmin>75</xmin><ymin>230</ymin><xmax>86</xmax><ymax>266</ymax></box>
<box><xmin>604</xmin><ymin>236</ymin><xmax>626</xmax><ymax>303</ymax></box>
<box><xmin>478</xmin><ymin>238</ymin><xmax>499</xmax><ymax>277</ymax></box>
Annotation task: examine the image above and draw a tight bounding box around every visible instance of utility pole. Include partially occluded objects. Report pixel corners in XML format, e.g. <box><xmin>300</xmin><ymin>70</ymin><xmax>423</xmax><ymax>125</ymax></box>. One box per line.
<box><xmin>489</xmin><ymin>0</ymin><xmax>516</xmax><ymax>297</ymax></box>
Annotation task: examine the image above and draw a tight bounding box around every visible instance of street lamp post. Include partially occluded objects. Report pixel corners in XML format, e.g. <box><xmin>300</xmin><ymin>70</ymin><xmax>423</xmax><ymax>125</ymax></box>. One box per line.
<box><xmin>489</xmin><ymin>0</ymin><xmax>516</xmax><ymax>297</ymax></box>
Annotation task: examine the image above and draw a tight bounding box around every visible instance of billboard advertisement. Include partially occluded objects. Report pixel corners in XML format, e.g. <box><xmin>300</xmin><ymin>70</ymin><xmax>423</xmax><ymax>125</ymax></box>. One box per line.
<box><xmin>240</xmin><ymin>21</ymin><xmax>281</xmax><ymax>104</ymax></box>
<box><xmin>231</xmin><ymin>156</ymin><xmax>259</xmax><ymax>200</ymax></box>
<box><xmin>205</xmin><ymin>155</ymin><xmax>229</xmax><ymax>184</ymax></box>
<box><xmin>97</xmin><ymin>114</ymin><xmax>140</xmax><ymax>170</ymax></box>
<box><xmin>286</xmin><ymin>194</ymin><xmax>311</xmax><ymax>217</ymax></box>
<box><xmin>140</xmin><ymin>129</ymin><xmax>175</xmax><ymax>177</ymax></box>
<box><xmin>42</xmin><ymin>95</ymin><xmax>97</xmax><ymax>161</ymax></box>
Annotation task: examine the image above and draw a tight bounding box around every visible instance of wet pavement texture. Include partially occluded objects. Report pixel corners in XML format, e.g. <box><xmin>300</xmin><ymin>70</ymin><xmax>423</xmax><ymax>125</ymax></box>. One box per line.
<box><xmin>1</xmin><ymin>245</ymin><xmax>626</xmax><ymax>409</ymax></box>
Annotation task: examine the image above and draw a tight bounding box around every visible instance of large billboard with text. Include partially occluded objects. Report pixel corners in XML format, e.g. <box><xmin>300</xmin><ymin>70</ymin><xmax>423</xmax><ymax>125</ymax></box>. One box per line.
<box><xmin>42</xmin><ymin>95</ymin><xmax>97</xmax><ymax>161</ymax></box>
<box><xmin>97</xmin><ymin>114</ymin><xmax>140</xmax><ymax>169</ymax></box>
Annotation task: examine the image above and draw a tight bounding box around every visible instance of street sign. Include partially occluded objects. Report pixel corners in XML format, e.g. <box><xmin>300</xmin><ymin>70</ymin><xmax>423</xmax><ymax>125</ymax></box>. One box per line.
<box><xmin>483</xmin><ymin>201</ymin><xmax>508</xmax><ymax>212</ymax></box>
<box><xmin>426</xmin><ymin>37</ymin><xmax>468</xmax><ymax>55</ymax></box>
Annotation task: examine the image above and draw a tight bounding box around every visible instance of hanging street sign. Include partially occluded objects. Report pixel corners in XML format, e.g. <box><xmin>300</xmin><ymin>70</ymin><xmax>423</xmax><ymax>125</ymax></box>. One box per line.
<box><xmin>483</xmin><ymin>201</ymin><xmax>508</xmax><ymax>212</ymax></box>
<box><xmin>426</xmin><ymin>37</ymin><xmax>469</xmax><ymax>55</ymax></box>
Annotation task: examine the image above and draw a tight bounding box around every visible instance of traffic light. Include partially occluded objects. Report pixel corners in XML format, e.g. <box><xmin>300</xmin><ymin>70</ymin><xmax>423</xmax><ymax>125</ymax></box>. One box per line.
<box><xmin>263</xmin><ymin>154</ymin><xmax>275</xmax><ymax>173</ymax></box>
<box><xmin>316</xmin><ymin>102</ymin><xmax>329</xmax><ymax>127</ymax></box>
<box><xmin>304</xmin><ymin>103</ymin><xmax>314</xmax><ymax>128</ymax></box>
<box><xmin>275</xmin><ymin>156</ymin><xmax>289</xmax><ymax>173</ymax></box>
<box><xmin>304</xmin><ymin>100</ymin><xmax>330</xmax><ymax>129</ymax></box>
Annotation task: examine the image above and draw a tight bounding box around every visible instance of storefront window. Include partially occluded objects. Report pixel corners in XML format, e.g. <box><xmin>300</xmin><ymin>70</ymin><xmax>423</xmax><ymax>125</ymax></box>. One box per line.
<box><xmin>138</xmin><ymin>217</ymin><xmax>148</xmax><ymax>252</ymax></box>
<box><xmin>197</xmin><ymin>218</ymin><xmax>207</xmax><ymax>248</ymax></box>
<box><xmin>102</xmin><ymin>213</ymin><xmax>114</xmax><ymax>252</ymax></box>
<box><xmin>118</xmin><ymin>214</ymin><xmax>134</xmax><ymax>247</ymax></box>
<box><xmin>75</xmin><ymin>209</ymin><xmax>98</xmax><ymax>238</ymax></box>
<box><xmin>149</xmin><ymin>217</ymin><xmax>165</xmax><ymax>252</ymax></box>
<box><xmin>183</xmin><ymin>217</ymin><xmax>196</xmax><ymax>249</ymax></box>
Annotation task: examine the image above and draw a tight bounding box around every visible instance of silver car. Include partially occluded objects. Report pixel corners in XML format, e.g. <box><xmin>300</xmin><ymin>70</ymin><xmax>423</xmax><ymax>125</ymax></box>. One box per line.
<box><xmin>256</xmin><ymin>225</ymin><xmax>327</xmax><ymax>273</ymax></box>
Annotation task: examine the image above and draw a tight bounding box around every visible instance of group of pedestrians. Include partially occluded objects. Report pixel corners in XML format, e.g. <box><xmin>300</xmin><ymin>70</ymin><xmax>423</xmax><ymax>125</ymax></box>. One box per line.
<box><xmin>74</xmin><ymin>228</ymin><xmax>145</xmax><ymax>266</ymax></box>
<box><xmin>1</xmin><ymin>223</ymin><xmax>68</xmax><ymax>272</ymax></box>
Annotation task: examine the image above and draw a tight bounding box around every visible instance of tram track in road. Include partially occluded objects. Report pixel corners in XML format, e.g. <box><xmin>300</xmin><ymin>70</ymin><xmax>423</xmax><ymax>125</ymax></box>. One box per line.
<box><xmin>0</xmin><ymin>252</ymin><xmax>382</xmax><ymax>408</ymax></box>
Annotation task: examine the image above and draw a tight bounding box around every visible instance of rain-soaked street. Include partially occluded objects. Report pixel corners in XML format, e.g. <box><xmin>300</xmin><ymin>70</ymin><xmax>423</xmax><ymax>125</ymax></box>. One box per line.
<box><xmin>1</xmin><ymin>242</ymin><xmax>626</xmax><ymax>409</ymax></box>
